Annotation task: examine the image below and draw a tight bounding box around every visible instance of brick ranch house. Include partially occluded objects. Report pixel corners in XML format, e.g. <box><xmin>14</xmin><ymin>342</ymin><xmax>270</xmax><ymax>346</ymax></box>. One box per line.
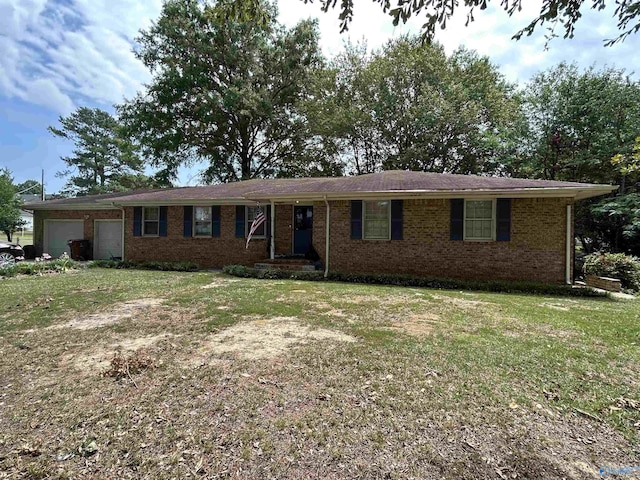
<box><xmin>25</xmin><ymin>171</ymin><xmax>616</xmax><ymax>284</ymax></box>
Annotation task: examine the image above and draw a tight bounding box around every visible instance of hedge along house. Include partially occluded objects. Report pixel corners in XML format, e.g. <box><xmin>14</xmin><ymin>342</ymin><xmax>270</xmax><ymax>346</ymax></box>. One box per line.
<box><xmin>26</xmin><ymin>171</ymin><xmax>616</xmax><ymax>284</ymax></box>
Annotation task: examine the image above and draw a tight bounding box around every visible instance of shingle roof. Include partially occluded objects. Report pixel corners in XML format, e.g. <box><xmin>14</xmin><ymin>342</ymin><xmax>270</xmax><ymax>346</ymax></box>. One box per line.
<box><xmin>23</xmin><ymin>189</ymin><xmax>165</xmax><ymax>209</ymax></box>
<box><xmin>25</xmin><ymin>171</ymin><xmax>616</xmax><ymax>209</ymax></box>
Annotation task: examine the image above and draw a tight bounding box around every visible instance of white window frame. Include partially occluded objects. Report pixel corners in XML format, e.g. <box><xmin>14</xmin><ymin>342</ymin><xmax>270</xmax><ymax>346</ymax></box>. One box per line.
<box><xmin>142</xmin><ymin>206</ymin><xmax>160</xmax><ymax>237</ymax></box>
<box><xmin>193</xmin><ymin>206</ymin><xmax>213</xmax><ymax>237</ymax></box>
<box><xmin>245</xmin><ymin>206</ymin><xmax>266</xmax><ymax>239</ymax></box>
<box><xmin>463</xmin><ymin>199</ymin><xmax>496</xmax><ymax>242</ymax></box>
<box><xmin>362</xmin><ymin>200</ymin><xmax>391</xmax><ymax>241</ymax></box>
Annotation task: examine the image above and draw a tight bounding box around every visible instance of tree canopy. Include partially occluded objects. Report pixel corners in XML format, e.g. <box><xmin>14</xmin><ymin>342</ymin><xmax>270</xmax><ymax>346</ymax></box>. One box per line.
<box><xmin>303</xmin><ymin>38</ymin><xmax>524</xmax><ymax>176</ymax></box>
<box><xmin>14</xmin><ymin>180</ymin><xmax>42</xmax><ymax>196</ymax></box>
<box><xmin>120</xmin><ymin>0</ymin><xmax>324</xmax><ymax>183</ymax></box>
<box><xmin>0</xmin><ymin>169</ymin><xmax>26</xmax><ymax>242</ymax></box>
<box><xmin>518</xmin><ymin>63</ymin><xmax>640</xmax><ymax>254</ymax></box>
<box><xmin>304</xmin><ymin>0</ymin><xmax>640</xmax><ymax>46</ymax></box>
<box><xmin>49</xmin><ymin>107</ymin><xmax>153</xmax><ymax>196</ymax></box>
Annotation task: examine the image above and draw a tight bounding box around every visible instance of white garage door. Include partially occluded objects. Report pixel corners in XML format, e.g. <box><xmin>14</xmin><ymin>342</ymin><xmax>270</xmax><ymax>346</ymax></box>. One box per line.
<box><xmin>44</xmin><ymin>220</ymin><xmax>84</xmax><ymax>259</ymax></box>
<box><xmin>94</xmin><ymin>220</ymin><xmax>122</xmax><ymax>260</ymax></box>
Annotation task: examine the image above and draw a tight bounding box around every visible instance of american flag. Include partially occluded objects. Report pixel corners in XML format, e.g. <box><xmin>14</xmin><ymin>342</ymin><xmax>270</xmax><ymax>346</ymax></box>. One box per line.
<box><xmin>245</xmin><ymin>207</ymin><xmax>266</xmax><ymax>249</ymax></box>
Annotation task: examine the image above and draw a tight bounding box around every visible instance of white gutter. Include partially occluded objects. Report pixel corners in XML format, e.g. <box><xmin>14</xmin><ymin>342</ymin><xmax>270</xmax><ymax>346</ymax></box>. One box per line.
<box><xmin>238</xmin><ymin>185</ymin><xmax>618</xmax><ymax>202</ymax></box>
<box><xmin>121</xmin><ymin>207</ymin><xmax>126</xmax><ymax>261</ymax></box>
<box><xmin>24</xmin><ymin>204</ymin><xmax>121</xmax><ymax>211</ymax></box>
<box><xmin>270</xmin><ymin>200</ymin><xmax>275</xmax><ymax>260</ymax></box>
<box><xmin>324</xmin><ymin>196</ymin><xmax>330</xmax><ymax>278</ymax></box>
<box><xmin>566</xmin><ymin>204</ymin><xmax>572</xmax><ymax>285</ymax></box>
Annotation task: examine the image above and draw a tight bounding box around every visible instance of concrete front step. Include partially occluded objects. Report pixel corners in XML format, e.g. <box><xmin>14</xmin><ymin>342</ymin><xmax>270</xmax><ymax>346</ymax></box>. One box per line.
<box><xmin>254</xmin><ymin>262</ymin><xmax>316</xmax><ymax>271</ymax></box>
<box><xmin>258</xmin><ymin>257</ymin><xmax>311</xmax><ymax>265</ymax></box>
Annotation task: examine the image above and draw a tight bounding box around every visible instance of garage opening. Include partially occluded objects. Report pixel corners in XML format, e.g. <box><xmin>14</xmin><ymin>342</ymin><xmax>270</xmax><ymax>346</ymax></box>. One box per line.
<box><xmin>94</xmin><ymin>220</ymin><xmax>123</xmax><ymax>260</ymax></box>
<box><xmin>44</xmin><ymin>220</ymin><xmax>84</xmax><ymax>258</ymax></box>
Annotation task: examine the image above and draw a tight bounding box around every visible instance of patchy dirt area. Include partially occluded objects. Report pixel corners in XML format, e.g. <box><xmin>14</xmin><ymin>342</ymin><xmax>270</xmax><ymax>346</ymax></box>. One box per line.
<box><xmin>431</xmin><ymin>293</ymin><xmax>496</xmax><ymax>309</ymax></box>
<box><xmin>200</xmin><ymin>278</ymin><xmax>242</xmax><ymax>289</ymax></box>
<box><xmin>187</xmin><ymin>316</ymin><xmax>356</xmax><ymax>365</ymax></box>
<box><xmin>49</xmin><ymin>298</ymin><xmax>165</xmax><ymax>330</ymax></box>
<box><xmin>540</xmin><ymin>302</ymin><xmax>572</xmax><ymax>311</ymax></box>
<box><xmin>61</xmin><ymin>333</ymin><xmax>179</xmax><ymax>371</ymax></box>
<box><xmin>385</xmin><ymin>311</ymin><xmax>441</xmax><ymax>336</ymax></box>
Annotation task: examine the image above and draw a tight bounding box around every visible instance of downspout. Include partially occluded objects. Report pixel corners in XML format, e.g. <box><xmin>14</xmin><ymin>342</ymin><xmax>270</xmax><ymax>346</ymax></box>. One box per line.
<box><xmin>270</xmin><ymin>200</ymin><xmax>275</xmax><ymax>260</ymax></box>
<box><xmin>566</xmin><ymin>204</ymin><xmax>571</xmax><ymax>285</ymax></box>
<box><xmin>120</xmin><ymin>207</ymin><xmax>126</xmax><ymax>261</ymax></box>
<box><xmin>324</xmin><ymin>196</ymin><xmax>330</xmax><ymax>278</ymax></box>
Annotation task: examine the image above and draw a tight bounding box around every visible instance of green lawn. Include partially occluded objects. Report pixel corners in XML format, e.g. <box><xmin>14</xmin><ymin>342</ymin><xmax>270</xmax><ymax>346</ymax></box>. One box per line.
<box><xmin>0</xmin><ymin>269</ymin><xmax>638</xmax><ymax>478</ymax></box>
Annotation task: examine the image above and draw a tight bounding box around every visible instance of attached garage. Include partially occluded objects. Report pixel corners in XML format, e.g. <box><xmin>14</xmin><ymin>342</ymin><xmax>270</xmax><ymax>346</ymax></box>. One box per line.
<box><xmin>44</xmin><ymin>220</ymin><xmax>84</xmax><ymax>258</ymax></box>
<box><xmin>94</xmin><ymin>220</ymin><xmax>123</xmax><ymax>260</ymax></box>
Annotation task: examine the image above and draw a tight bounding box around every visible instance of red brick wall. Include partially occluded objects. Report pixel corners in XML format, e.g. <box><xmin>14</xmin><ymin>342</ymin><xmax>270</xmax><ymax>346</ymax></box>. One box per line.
<box><xmin>35</xmin><ymin>199</ymin><xmax>574</xmax><ymax>283</ymax></box>
<box><xmin>33</xmin><ymin>209</ymin><xmax>122</xmax><ymax>256</ymax></box>
<box><xmin>312</xmin><ymin>198</ymin><xmax>573</xmax><ymax>284</ymax></box>
<box><xmin>123</xmin><ymin>205</ymin><xmax>272</xmax><ymax>267</ymax></box>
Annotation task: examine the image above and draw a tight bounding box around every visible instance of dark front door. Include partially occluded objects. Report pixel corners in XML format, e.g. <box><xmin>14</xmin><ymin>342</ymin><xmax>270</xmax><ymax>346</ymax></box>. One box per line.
<box><xmin>293</xmin><ymin>206</ymin><xmax>313</xmax><ymax>255</ymax></box>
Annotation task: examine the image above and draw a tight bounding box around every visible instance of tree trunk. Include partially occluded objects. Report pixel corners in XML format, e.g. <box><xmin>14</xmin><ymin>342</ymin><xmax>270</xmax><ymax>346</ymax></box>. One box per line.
<box><xmin>4</xmin><ymin>230</ymin><xmax>12</xmax><ymax>242</ymax></box>
<box><xmin>241</xmin><ymin>155</ymin><xmax>251</xmax><ymax>180</ymax></box>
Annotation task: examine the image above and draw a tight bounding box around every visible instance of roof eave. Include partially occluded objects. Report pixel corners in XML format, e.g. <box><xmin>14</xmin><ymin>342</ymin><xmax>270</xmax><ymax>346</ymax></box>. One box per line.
<box><xmin>24</xmin><ymin>204</ymin><xmax>122</xmax><ymax>211</ymax></box>
<box><xmin>102</xmin><ymin>185</ymin><xmax>617</xmax><ymax>206</ymax></box>
<box><xmin>105</xmin><ymin>198</ymin><xmax>253</xmax><ymax>207</ymax></box>
<box><xmin>246</xmin><ymin>186</ymin><xmax>618</xmax><ymax>202</ymax></box>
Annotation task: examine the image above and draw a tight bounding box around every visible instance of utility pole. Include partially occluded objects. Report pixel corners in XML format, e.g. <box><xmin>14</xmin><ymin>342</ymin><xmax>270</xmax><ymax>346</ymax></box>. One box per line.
<box><xmin>41</xmin><ymin>169</ymin><xmax>45</xmax><ymax>201</ymax></box>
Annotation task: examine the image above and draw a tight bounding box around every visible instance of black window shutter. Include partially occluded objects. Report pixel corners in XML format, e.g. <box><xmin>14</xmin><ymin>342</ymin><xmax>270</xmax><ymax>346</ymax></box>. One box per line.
<box><xmin>450</xmin><ymin>199</ymin><xmax>464</xmax><ymax>241</ymax></box>
<box><xmin>159</xmin><ymin>206</ymin><xmax>168</xmax><ymax>237</ymax></box>
<box><xmin>390</xmin><ymin>200</ymin><xmax>403</xmax><ymax>240</ymax></box>
<box><xmin>133</xmin><ymin>207</ymin><xmax>142</xmax><ymax>237</ymax></box>
<box><xmin>235</xmin><ymin>206</ymin><xmax>245</xmax><ymax>238</ymax></box>
<box><xmin>212</xmin><ymin>206</ymin><xmax>221</xmax><ymax>237</ymax></box>
<box><xmin>183</xmin><ymin>206</ymin><xmax>193</xmax><ymax>237</ymax></box>
<box><xmin>350</xmin><ymin>200</ymin><xmax>362</xmax><ymax>239</ymax></box>
<box><xmin>496</xmin><ymin>198</ymin><xmax>511</xmax><ymax>241</ymax></box>
<box><xmin>266</xmin><ymin>205</ymin><xmax>271</xmax><ymax>237</ymax></box>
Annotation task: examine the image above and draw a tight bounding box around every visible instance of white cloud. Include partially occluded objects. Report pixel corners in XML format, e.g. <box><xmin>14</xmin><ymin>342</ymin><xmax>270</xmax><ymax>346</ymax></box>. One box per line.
<box><xmin>278</xmin><ymin>0</ymin><xmax>424</xmax><ymax>58</ymax></box>
<box><xmin>431</xmin><ymin>2</ymin><xmax>640</xmax><ymax>84</ymax></box>
<box><xmin>25</xmin><ymin>78</ymin><xmax>75</xmax><ymax>113</ymax></box>
<box><xmin>0</xmin><ymin>0</ymin><xmax>162</xmax><ymax>115</ymax></box>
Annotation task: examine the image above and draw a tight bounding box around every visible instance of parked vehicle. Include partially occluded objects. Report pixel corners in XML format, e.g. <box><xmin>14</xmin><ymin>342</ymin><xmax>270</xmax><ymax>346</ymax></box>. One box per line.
<box><xmin>0</xmin><ymin>242</ymin><xmax>25</xmax><ymax>268</ymax></box>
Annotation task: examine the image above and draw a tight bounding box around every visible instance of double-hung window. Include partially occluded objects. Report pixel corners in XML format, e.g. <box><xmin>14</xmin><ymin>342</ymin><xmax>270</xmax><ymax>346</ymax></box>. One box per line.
<box><xmin>363</xmin><ymin>200</ymin><xmax>390</xmax><ymax>240</ymax></box>
<box><xmin>246</xmin><ymin>206</ymin><xmax>266</xmax><ymax>237</ymax></box>
<box><xmin>194</xmin><ymin>206</ymin><xmax>212</xmax><ymax>236</ymax></box>
<box><xmin>464</xmin><ymin>200</ymin><xmax>494</xmax><ymax>241</ymax></box>
<box><xmin>143</xmin><ymin>207</ymin><xmax>159</xmax><ymax>236</ymax></box>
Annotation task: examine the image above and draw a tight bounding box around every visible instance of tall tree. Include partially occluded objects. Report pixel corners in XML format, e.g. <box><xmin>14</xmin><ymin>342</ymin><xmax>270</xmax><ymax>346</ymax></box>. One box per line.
<box><xmin>49</xmin><ymin>107</ymin><xmax>149</xmax><ymax>196</ymax></box>
<box><xmin>303</xmin><ymin>0</ymin><xmax>640</xmax><ymax>46</ymax></box>
<box><xmin>15</xmin><ymin>180</ymin><xmax>42</xmax><ymax>196</ymax></box>
<box><xmin>0</xmin><ymin>169</ymin><xmax>26</xmax><ymax>242</ymax></box>
<box><xmin>521</xmin><ymin>63</ymin><xmax>640</xmax><ymax>253</ymax></box>
<box><xmin>306</xmin><ymin>38</ymin><xmax>524</xmax><ymax>176</ymax></box>
<box><xmin>302</xmin><ymin>42</ymin><xmax>384</xmax><ymax>175</ymax></box>
<box><xmin>120</xmin><ymin>0</ymin><xmax>323</xmax><ymax>183</ymax></box>
<box><xmin>522</xmin><ymin>64</ymin><xmax>640</xmax><ymax>184</ymax></box>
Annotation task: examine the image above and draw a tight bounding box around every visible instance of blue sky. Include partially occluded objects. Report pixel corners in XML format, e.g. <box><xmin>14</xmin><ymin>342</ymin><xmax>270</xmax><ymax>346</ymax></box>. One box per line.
<box><xmin>1</xmin><ymin>0</ymin><xmax>638</xmax><ymax>194</ymax></box>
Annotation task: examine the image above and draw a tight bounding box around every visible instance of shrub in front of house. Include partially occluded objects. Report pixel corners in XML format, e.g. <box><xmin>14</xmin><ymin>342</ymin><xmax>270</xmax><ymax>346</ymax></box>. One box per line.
<box><xmin>0</xmin><ymin>258</ymin><xmax>83</xmax><ymax>278</ymax></box>
<box><xmin>89</xmin><ymin>259</ymin><xmax>199</xmax><ymax>272</ymax></box>
<box><xmin>583</xmin><ymin>252</ymin><xmax>640</xmax><ymax>292</ymax></box>
<box><xmin>222</xmin><ymin>265</ymin><xmax>606</xmax><ymax>297</ymax></box>
<box><xmin>223</xmin><ymin>264</ymin><xmax>324</xmax><ymax>281</ymax></box>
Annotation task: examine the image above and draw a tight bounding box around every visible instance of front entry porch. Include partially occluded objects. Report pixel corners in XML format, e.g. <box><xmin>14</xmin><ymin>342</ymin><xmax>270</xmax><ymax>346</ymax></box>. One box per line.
<box><xmin>257</xmin><ymin>202</ymin><xmax>317</xmax><ymax>259</ymax></box>
<box><xmin>254</xmin><ymin>257</ymin><xmax>316</xmax><ymax>271</ymax></box>
<box><xmin>251</xmin><ymin>201</ymin><xmax>320</xmax><ymax>271</ymax></box>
